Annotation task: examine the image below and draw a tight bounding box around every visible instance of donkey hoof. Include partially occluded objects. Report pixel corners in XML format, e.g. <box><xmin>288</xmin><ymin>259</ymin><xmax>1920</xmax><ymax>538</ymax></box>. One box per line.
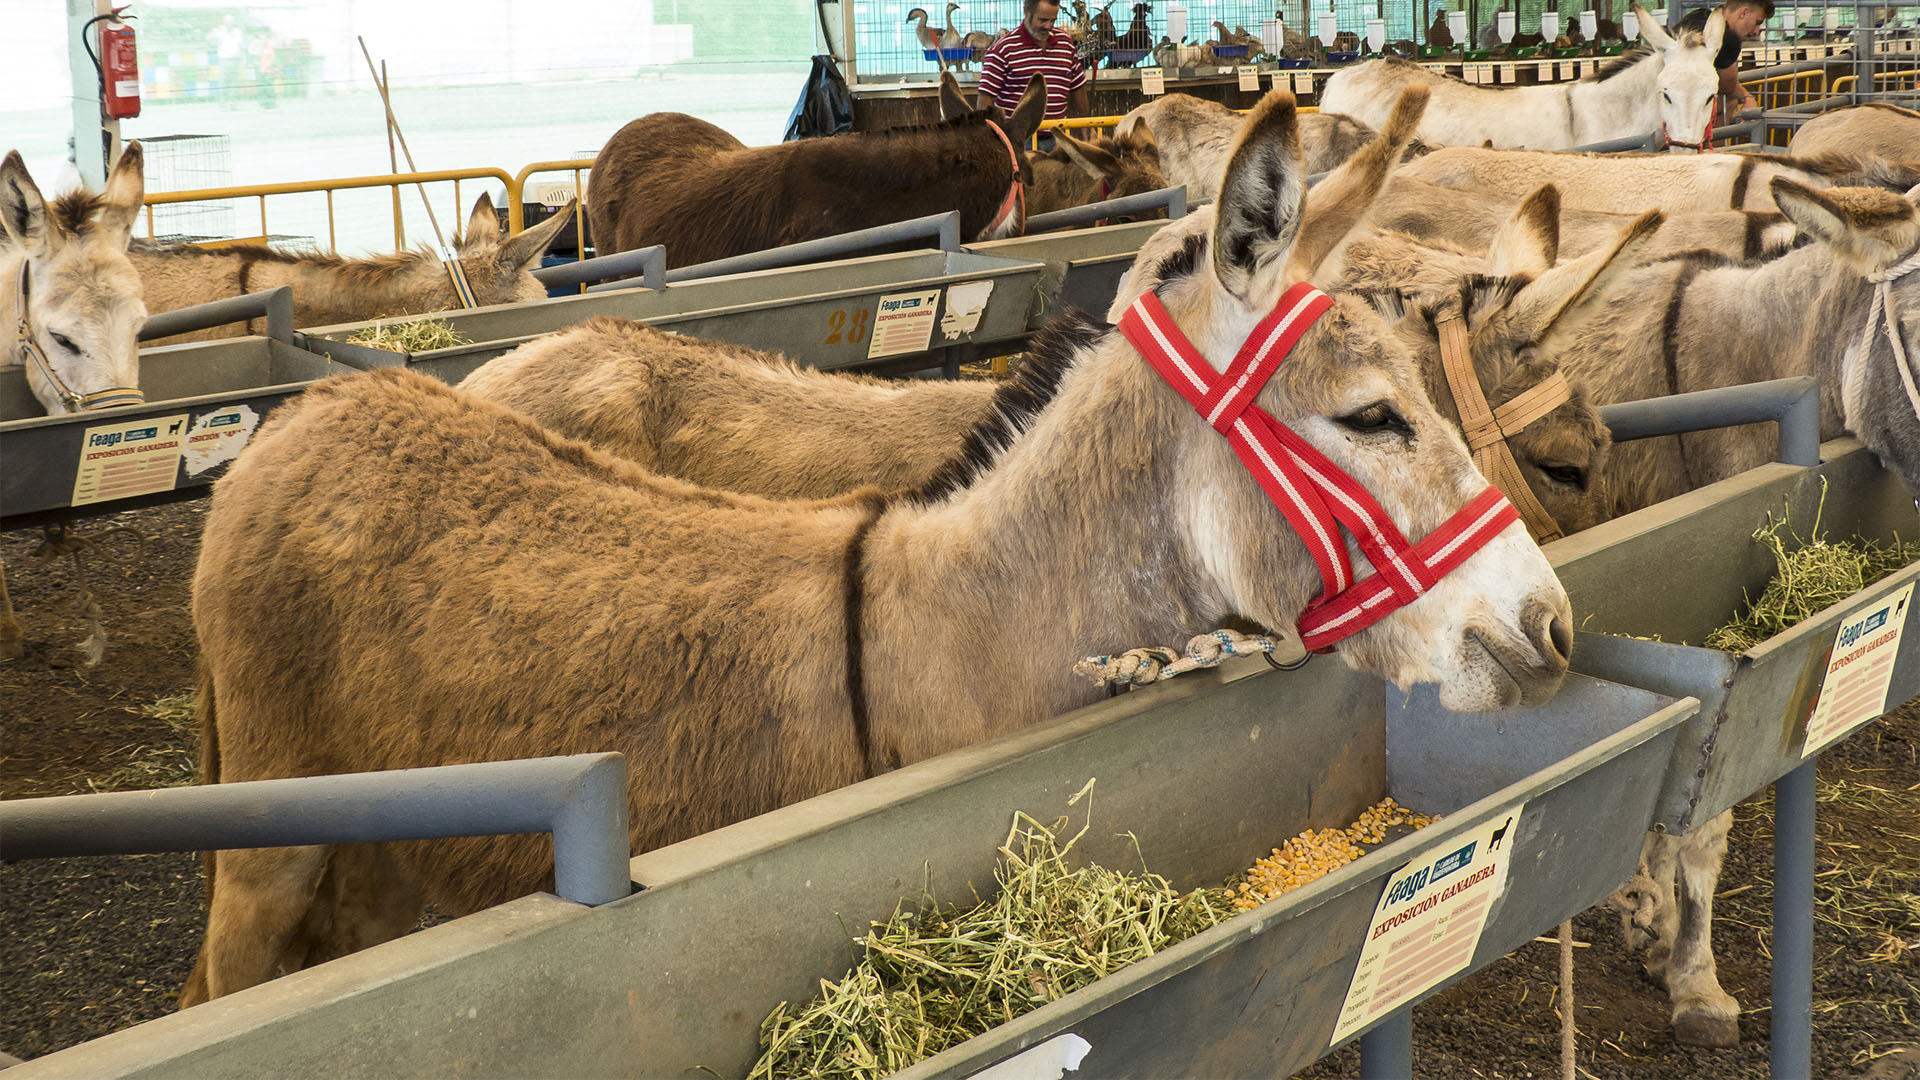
<box><xmin>1672</xmin><ymin>1005</ymin><xmax>1740</xmax><ymax>1048</ymax></box>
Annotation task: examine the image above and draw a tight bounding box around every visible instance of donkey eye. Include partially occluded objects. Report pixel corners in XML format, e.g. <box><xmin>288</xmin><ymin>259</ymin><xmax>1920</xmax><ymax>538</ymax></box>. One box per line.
<box><xmin>50</xmin><ymin>332</ymin><xmax>78</xmax><ymax>353</ymax></box>
<box><xmin>1541</xmin><ymin>464</ymin><xmax>1588</xmax><ymax>490</ymax></box>
<box><xmin>1337</xmin><ymin>401</ymin><xmax>1412</xmax><ymax>438</ymax></box>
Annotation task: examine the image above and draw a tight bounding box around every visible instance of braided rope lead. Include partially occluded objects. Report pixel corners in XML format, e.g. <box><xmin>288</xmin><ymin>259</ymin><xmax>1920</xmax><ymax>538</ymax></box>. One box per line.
<box><xmin>1074</xmin><ymin>629</ymin><xmax>1296</xmax><ymax>687</ymax></box>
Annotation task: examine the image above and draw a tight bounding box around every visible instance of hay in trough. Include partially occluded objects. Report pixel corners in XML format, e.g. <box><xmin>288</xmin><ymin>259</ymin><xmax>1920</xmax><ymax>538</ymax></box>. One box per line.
<box><xmin>749</xmin><ymin>784</ymin><xmax>1234</xmax><ymax>1079</ymax></box>
<box><xmin>342</xmin><ymin>317</ymin><xmax>468</xmax><ymax>353</ymax></box>
<box><xmin>1704</xmin><ymin>481</ymin><xmax>1920</xmax><ymax>653</ymax></box>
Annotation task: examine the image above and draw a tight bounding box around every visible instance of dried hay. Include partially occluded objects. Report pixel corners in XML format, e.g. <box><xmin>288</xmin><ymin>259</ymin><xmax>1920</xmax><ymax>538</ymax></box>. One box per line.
<box><xmin>1704</xmin><ymin>480</ymin><xmax>1920</xmax><ymax>653</ymax></box>
<box><xmin>749</xmin><ymin>782</ymin><xmax>1233</xmax><ymax>1079</ymax></box>
<box><xmin>342</xmin><ymin>317</ymin><xmax>468</xmax><ymax>353</ymax></box>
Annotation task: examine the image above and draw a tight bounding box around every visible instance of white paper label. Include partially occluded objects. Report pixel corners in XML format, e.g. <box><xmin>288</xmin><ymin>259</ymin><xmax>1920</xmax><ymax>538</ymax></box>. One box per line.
<box><xmin>71</xmin><ymin>413</ymin><xmax>190</xmax><ymax>506</ymax></box>
<box><xmin>1238</xmin><ymin>65</ymin><xmax>1261</xmax><ymax>90</ymax></box>
<box><xmin>1536</xmin><ymin>60</ymin><xmax>1555</xmax><ymax>79</ymax></box>
<box><xmin>963</xmin><ymin>1034</ymin><xmax>1093</xmax><ymax>1080</ymax></box>
<box><xmin>1802</xmin><ymin>582</ymin><xmax>1914</xmax><ymax>757</ymax></box>
<box><xmin>1140</xmin><ymin>67</ymin><xmax>1166</xmax><ymax>95</ymax></box>
<box><xmin>183</xmin><ymin>403</ymin><xmax>261</xmax><ymax>476</ymax></box>
<box><xmin>1499</xmin><ymin>62</ymin><xmax>1516</xmax><ymax>83</ymax></box>
<box><xmin>1582</xmin><ymin>59</ymin><xmax>1599</xmax><ymax>76</ymax></box>
<box><xmin>938</xmin><ymin>280</ymin><xmax>994</xmax><ymax>338</ymax></box>
<box><xmin>1293</xmin><ymin>71</ymin><xmax>1314</xmax><ymax>94</ymax></box>
<box><xmin>1331</xmin><ymin>802</ymin><xmax>1526</xmax><ymax>1044</ymax></box>
<box><xmin>1560</xmin><ymin>61</ymin><xmax>1578</xmax><ymax>79</ymax></box>
<box><xmin>867</xmin><ymin>289</ymin><xmax>943</xmax><ymax>359</ymax></box>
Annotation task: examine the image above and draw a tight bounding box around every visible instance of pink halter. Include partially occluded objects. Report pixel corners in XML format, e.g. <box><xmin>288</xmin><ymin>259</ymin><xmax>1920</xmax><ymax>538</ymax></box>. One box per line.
<box><xmin>981</xmin><ymin>118</ymin><xmax>1026</xmax><ymax>237</ymax></box>
<box><xmin>1119</xmin><ymin>282</ymin><xmax>1520</xmax><ymax>652</ymax></box>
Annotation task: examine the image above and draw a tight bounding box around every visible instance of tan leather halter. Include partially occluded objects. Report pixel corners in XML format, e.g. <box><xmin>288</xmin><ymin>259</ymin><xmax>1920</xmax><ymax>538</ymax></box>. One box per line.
<box><xmin>14</xmin><ymin>262</ymin><xmax>143</xmax><ymax>411</ymax></box>
<box><xmin>1435</xmin><ymin>313</ymin><xmax>1571</xmax><ymax>543</ymax></box>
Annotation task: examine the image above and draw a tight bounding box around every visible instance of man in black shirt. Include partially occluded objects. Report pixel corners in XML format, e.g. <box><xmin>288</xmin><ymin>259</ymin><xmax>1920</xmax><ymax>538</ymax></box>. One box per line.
<box><xmin>1676</xmin><ymin>0</ymin><xmax>1774</xmax><ymax>114</ymax></box>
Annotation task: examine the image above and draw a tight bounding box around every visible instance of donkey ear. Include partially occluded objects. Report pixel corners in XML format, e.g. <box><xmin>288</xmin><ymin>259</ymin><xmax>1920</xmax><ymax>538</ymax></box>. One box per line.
<box><xmin>1633</xmin><ymin>2</ymin><xmax>1676</xmax><ymax>49</ymax></box>
<box><xmin>1213</xmin><ymin>89</ymin><xmax>1306</xmax><ymax>304</ymax></box>
<box><xmin>1287</xmin><ymin>84</ymin><xmax>1427</xmax><ymax>280</ymax></box>
<box><xmin>938</xmin><ymin>70</ymin><xmax>971</xmax><ymax>120</ymax></box>
<box><xmin>466</xmin><ymin>193</ymin><xmax>502</xmax><ymax>242</ymax></box>
<box><xmin>1003</xmin><ymin>75</ymin><xmax>1049</xmax><ymax>146</ymax></box>
<box><xmin>1772</xmin><ymin>176</ymin><xmax>1920</xmax><ymax>271</ymax></box>
<box><xmin>1511</xmin><ymin>210</ymin><xmax>1664</xmax><ymax>352</ymax></box>
<box><xmin>497</xmin><ymin>199</ymin><xmax>575</xmax><ymax>270</ymax></box>
<box><xmin>1119</xmin><ymin>116</ymin><xmax>1159</xmax><ymax>158</ymax></box>
<box><xmin>0</xmin><ymin>151</ymin><xmax>53</xmax><ymax>257</ymax></box>
<box><xmin>1485</xmin><ymin>184</ymin><xmax>1561</xmax><ymax>278</ymax></box>
<box><xmin>97</xmin><ymin>141</ymin><xmax>144</xmax><ymax>246</ymax></box>
<box><xmin>1055</xmin><ymin>131</ymin><xmax>1120</xmax><ymax>180</ymax></box>
<box><xmin>1701</xmin><ymin>9</ymin><xmax>1727</xmax><ymax>57</ymax></box>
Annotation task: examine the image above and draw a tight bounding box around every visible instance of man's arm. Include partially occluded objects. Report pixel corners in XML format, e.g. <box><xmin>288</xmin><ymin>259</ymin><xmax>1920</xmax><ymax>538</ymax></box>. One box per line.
<box><xmin>1068</xmin><ymin>84</ymin><xmax>1090</xmax><ymax>117</ymax></box>
<box><xmin>1720</xmin><ymin>64</ymin><xmax>1754</xmax><ymax>111</ymax></box>
<box><xmin>978</xmin><ymin>91</ymin><xmax>997</xmax><ymax>112</ymax></box>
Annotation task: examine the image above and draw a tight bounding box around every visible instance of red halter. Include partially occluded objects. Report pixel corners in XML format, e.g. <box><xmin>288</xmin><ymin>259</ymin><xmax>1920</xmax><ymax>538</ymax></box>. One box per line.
<box><xmin>1118</xmin><ymin>283</ymin><xmax>1521</xmax><ymax>653</ymax></box>
<box><xmin>981</xmin><ymin>118</ymin><xmax>1026</xmax><ymax>237</ymax></box>
<box><xmin>1664</xmin><ymin>95</ymin><xmax>1720</xmax><ymax>153</ymax></box>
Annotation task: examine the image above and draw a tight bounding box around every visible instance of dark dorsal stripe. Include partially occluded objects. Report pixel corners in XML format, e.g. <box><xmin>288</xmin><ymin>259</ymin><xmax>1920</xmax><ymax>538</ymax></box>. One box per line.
<box><xmin>841</xmin><ymin>492</ymin><xmax>894</xmax><ymax>778</ymax></box>
<box><xmin>1660</xmin><ymin>262</ymin><xmax>1708</xmax><ymax>490</ymax></box>
<box><xmin>1743</xmin><ymin>212</ymin><xmax>1779</xmax><ymax>260</ymax></box>
<box><xmin>912</xmin><ymin>306</ymin><xmax>1105</xmax><ymax>503</ymax></box>
<box><xmin>1729</xmin><ymin>157</ymin><xmax>1759</xmax><ymax>211</ymax></box>
<box><xmin>1147</xmin><ymin>230</ymin><xmax>1211</xmax><ymax>288</ymax></box>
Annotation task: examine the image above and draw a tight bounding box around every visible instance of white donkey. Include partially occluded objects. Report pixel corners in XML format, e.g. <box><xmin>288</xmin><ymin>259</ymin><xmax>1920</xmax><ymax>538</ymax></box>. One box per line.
<box><xmin>1319</xmin><ymin>4</ymin><xmax>1725</xmax><ymax>152</ymax></box>
<box><xmin>2</xmin><ymin>145</ymin><xmax>149</xmax><ymax>662</ymax></box>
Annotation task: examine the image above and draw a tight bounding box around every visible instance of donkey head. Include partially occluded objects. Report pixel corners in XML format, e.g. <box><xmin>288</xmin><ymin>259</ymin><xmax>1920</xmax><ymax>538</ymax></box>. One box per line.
<box><xmin>1</xmin><ymin>145</ymin><xmax>147</xmax><ymax>416</ymax></box>
<box><xmin>1346</xmin><ymin>187</ymin><xmax>1665</xmax><ymax>538</ymax></box>
<box><xmin>1634</xmin><ymin>3</ymin><xmax>1724</xmax><ymax>153</ymax></box>
<box><xmin>447</xmin><ymin>193</ymin><xmax>574</xmax><ymax>307</ymax></box>
<box><xmin>1771</xmin><ymin>178</ymin><xmax>1920</xmax><ymax>495</ymax></box>
<box><xmin>1027</xmin><ymin>124</ymin><xmax>1168</xmax><ymax>221</ymax></box>
<box><xmin>1126</xmin><ymin>91</ymin><xmax>1572</xmax><ymax>710</ymax></box>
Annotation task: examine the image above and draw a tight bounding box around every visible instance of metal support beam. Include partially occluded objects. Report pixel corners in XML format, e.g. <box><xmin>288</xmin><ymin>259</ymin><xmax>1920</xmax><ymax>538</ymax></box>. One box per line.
<box><xmin>618</xmin><ymin>211</ymin><xmax>962</xmax><ymax>288</ymax></box>
<box><xmin>1597</xmin><ymin>376</ymin><xmax>1821</xmax><ymax>467</ymax></box>
<box><xmin>1358</xmin><ymin>1008</ymin><xmax>1414</xmax><ymax>1080</ymax></box>
<box><xmin>1022</xmin><ymin>185</ymin><xmax>1189</xmax><ymax>233</ymax></box>
<box><xmin>140</xmin><ymin>287</ymin><xmax>296</xmax><ymax>345</ymax></box>
<box><xmin>67</xmin><ymin>0</ymin><xmax>115</xmax><ymax>188</ymax></box>
<box><xmin>1772</xmin><ymin>759</ymin><xmax>1816</xmax><ymax>1080</ymax></box>
<box><xmin>0</xmin><ymin>754</ymin><xmax>633</xmax><ymax>907</ymax></box>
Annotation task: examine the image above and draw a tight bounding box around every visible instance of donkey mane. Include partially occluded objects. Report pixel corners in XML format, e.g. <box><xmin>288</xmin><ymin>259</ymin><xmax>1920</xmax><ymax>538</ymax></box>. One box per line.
<box><xmin>127</xmin><ymin>238</ymin><xmax>481</xmax><ymax>287</ymax></box>
<box><xmin>1588</xmin><ymin>41</ymin><xmax>1660</xmax><ymax>83</ymax></box>
<box><xmin>48</xmin><ymin>190</ymin><xmax>114</xmax><ymax>237</ymax></box>
<box><xmin>1449</xmin><ymin>274</ymin><xmax>1531</xmax><ymax>321</ymax></box>
<box><xmin>912</xmin><ymin>307</ymin><xmax>1105</xmax><ymax>503</ymax></box>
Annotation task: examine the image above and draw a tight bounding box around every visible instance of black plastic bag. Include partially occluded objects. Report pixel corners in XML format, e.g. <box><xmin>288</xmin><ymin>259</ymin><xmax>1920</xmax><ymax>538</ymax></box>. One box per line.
<box><xmin>784</xmin><ymin>55</ymin><xmax>854</xmax><ymax>141</ymax></box>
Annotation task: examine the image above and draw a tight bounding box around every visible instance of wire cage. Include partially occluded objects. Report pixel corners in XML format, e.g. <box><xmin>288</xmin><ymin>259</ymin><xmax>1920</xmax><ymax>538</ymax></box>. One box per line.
<box><xmin>138</xmin><ymin>134</ymin><xmax>238</xmax><ymax>243</ymax></box>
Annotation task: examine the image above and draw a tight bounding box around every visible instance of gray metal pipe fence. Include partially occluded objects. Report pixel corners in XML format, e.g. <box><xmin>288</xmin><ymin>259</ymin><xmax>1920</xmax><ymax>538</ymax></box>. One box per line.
<box><xmin>1022</xmin><ymin>185</ymin><xmax>1189</xmax><ymax>234</ymax></box>
<box><xmin>533</xmin><ymin>245</ymin><xmax>666</xmax><ymax>291</ymax></box>
<box><xmin>0</xmin><ymin>753</ymin><xmax>633</xmax><ymax>907</ymax></box>
<box><xmin>139</xmin><ymin>287</ymin><xmax>293</xmax><ymax>345</ymax></box>
<box><xmin>1597</xmin><ymin>375</ymin><xmax>1822</xmax><ymax>467</ymax></box>
<box><xmin>588</xmin><ymin>212</ymin><xmax>964</xmax><ymax>293</ymax></box>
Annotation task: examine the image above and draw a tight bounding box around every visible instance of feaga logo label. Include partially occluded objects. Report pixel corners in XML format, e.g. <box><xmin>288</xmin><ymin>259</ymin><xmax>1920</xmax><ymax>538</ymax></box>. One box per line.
<box><xmin>881</xmin><ymin>296</ymin><xmax>924</xmax><ymax>314</ymax></box>
<box><xmin>87</xmin><ymin>426</ymin><xmax>158</xmax><ymax>449</ymax></box>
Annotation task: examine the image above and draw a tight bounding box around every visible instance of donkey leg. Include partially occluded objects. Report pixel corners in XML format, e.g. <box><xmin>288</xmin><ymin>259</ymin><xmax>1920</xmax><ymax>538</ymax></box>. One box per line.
<box><xmin>0</xmin><ymin>557</ymin><xmax>23</xmax><ymax>660</ymax></box>
<box><xmin>1612</xmin><ymin>829</ymin><xmax>1679</xmax><ymax>970</ymax></box>
<box><xmin>191</xmin><ymin>844</ymin><xmax>331</xmax><ymax>1002</ymax></box>
<box><xmin>1666</xmin><ymin>810</ymin><xmax>1740</xmax><ymax>1048</ymax></box>
<box><xmin>302</xmin><ymin>843</ymin><xmax>427</xmax><ymax>966</ymax></box>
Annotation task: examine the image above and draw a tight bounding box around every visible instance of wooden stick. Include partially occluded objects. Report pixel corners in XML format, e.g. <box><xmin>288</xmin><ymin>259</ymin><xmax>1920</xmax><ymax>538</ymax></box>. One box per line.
<box><xmin>357</xmin><ymin>37</ymin><xmax>451</xmax><ymax>251</ymax></box>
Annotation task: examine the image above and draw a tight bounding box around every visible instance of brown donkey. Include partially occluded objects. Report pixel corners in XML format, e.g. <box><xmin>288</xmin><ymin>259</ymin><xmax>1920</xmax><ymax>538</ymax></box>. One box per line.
<box><xmin>183</xmin><ymin>90</ymin><xmax>1571</xmax><ymax>1005</ymax></box>
<box><xmin>131</xmin><ymin>194</ymin><xmax>572</xmax><ymax>345</ymax></box>
<box><xmin>587</xmin><ymin>79</ymin><xmax>1046</xmax><ymax>265</ymax></box>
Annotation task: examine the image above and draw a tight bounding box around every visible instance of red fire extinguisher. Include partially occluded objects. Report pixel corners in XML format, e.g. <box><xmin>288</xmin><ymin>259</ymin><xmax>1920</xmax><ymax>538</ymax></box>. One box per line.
<box><xmin>91</xmin><ymin>7</ymin><xmax>142</xmax><ymax>120</ymax></box>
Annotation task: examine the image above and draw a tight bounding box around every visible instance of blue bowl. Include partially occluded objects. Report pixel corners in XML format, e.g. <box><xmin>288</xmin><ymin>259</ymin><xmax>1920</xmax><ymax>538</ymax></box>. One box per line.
<box><xmin>1106</xmin><ymin>47</ymin><xmax>1151</xmax><ymax>63</ymax></box>
<box><xmin>923</xmin><ymin>47</ymin><xmax>976</xmax><ymax>60</ymax></box>
<box><xmin>1212</xmin><ymin>43</ymin><xmax>1250</xmax><ymax>57</ymax></box>
<box><xmin>1275</xmin><ymin>56</ymin><xmax>1311</xmax><ymax>68</ymax></box>
<box><xmin>1326</xmin><ymin>50</ymin><xmax>1360</xmax><ymax>62</ymax></box>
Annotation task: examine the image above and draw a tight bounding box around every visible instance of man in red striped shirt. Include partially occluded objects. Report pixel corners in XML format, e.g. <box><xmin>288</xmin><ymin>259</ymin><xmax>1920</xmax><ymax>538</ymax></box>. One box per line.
<box><xmin>974</xmin><ymin>0</ymin><xmax>1090</xmax><ymax>121</ymax></box>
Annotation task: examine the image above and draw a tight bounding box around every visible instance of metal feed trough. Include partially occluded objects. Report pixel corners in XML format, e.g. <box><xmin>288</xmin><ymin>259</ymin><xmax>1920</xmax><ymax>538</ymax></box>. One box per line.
<box><xmin>0</xmin><ymin>290</ymin><xmax>353</xmax><ymax>530</ymax></box>
<box><xmin>966</xmin><ymin>217</ymin><xmax>1176</xmax><ymax>329</ymax></box>
<box><xmin>302</xmin><ymin>249</ymin><xmax>1050</xmax><ymax>384</ymax></box>
<box><xmin>1549</xmin><ymin>438</ymin><xmax>1920</xmax><ymax>834</ymax></box>
<box><xmin>6</xmin><ymin>666</ymin><xmax>1694</xmax><ymax>1079</ymax></box>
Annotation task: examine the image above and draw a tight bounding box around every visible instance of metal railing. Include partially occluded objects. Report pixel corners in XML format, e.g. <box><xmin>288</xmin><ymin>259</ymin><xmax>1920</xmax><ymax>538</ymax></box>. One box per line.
<box><xmin>138</xmin><ymin>287</ymin><xmax>295</xmax><ymax>344</ymax></box>
<box><xmin>533</xmin><ymin>245</ymin><xmax>666</xmax><ymax>292</ymax></box>
<box><xmin>143</xmin><ymin>166</ymin><xmax>516</xmax><ymax>252</ymax></box>
<box><xmin>1832</xmin><ymin>67</ymin><xmax>1920</xmax><ymax>93</ymax></box>
<box><xmin>1597</xmin><ymin>376</ymin><xmax>1822</xmax><ymax>467</ymax></box>
<box><xmin>586</xmin><ymin>211</ymin><xmax>963</xmax><ymax>292</ymax></box>
<box><xmin>1023</xmin><ymin>184</ymin><xmax>1188</xmax><ymax>232</ymax></box>
<box><xmin>507</xmin><ymin>158</ymin><xmax>597</xmax><ymax>234</ymax></box>
<box><xmin>0</xmin><ymin>754</ymin><xmax>633</xmax><ymax>907</ymax></box>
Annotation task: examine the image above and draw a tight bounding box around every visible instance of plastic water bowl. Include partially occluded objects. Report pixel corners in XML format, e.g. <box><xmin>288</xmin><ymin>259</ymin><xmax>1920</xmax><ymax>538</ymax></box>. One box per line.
<box><xmin>1106</xmin><ymin>47</ymin><xmax>1150</xmax><ymax>63</ymax></box>
<box><xmin>923</xmin><ymin>47</ymin><xmax>976</xmax><ymax>61</ymax></box>
<box><xmin>1417</xmin><ymin>44</ymin><xmax>1450</xmax><ymax>57</ymax></box>
<box><xmin>1275</xmin><ymin>56</ymin><xmax>1311</xmax><ymax>68</ymax></box>
<box><xmin>1325</xmin><ymin>50</ymin><xmax>1360</xmax><ymax>62</ymax></box>
<box><xmin>1212</xmin><ymin>43</ymin><xmax>1250</xmax><ymax>58</ymax></box>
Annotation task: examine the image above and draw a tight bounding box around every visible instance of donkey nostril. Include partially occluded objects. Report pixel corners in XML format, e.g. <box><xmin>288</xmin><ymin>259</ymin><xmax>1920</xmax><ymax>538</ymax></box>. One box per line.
<box><xmin>1547</xmin><ymin>616</ymin><xmax>1573</xmax><ymax>664</ymax></box>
